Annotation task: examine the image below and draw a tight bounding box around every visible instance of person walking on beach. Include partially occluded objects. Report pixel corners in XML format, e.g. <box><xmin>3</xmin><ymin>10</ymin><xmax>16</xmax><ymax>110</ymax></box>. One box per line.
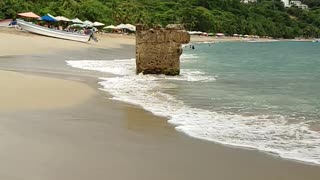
<box><xmin>85</xmin><ymin>27</ymin><xmax>98</xmax><ymax>42</ymax></box>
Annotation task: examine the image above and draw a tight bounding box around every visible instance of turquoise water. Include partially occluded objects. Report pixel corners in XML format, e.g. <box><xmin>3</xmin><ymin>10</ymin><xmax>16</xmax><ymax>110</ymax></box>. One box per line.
<box><xmin>67</xmin><ymin>41</ymin><xmax>320</xmax><ymax>165</ymax></box>
<box><xmin>180</xmin><ymin>42</ymin><xmax>320</xmax><ymax>128</ymax></box>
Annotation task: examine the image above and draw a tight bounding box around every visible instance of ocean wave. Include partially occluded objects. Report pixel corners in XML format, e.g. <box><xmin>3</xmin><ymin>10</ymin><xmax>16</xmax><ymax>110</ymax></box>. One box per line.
<box><xmin>180</xmin><ymin>53</ymin><xmax>199</xmax><ymax>63</ymax></box>
<box><xmin>181</xmin><ymin>53</ymin><xmax>199</xmax><ymax>59</ymax></box>
<box><xmin>66</xmin><ymin>59</ymin><xmax>215</xmax><ymax>82</ymax></box>
<box><xmin>66</xmin><ymin>59</ymin><xmax>136</xmax><ymax>75</ymax></box>
<box><xmin>67</xmin><ymin>59</ymin><xmax>320</xmax><ymax>165</ymax></box>
<box><xmin>166</xmin><ymin>69</ymin><xmax>216</xmax><ymax>82</ymax></box>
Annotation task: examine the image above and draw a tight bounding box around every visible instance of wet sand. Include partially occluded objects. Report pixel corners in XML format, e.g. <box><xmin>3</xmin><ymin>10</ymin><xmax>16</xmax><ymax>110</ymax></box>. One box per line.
<box><xmin>0</xmin><ymin>30</ymin><xmax>319</xmax><ymax>180</ymax></box>
<box><xmin>0</xmin><ymin>70</ymin><xmax>95</xmax><ymax>112</ymax></box>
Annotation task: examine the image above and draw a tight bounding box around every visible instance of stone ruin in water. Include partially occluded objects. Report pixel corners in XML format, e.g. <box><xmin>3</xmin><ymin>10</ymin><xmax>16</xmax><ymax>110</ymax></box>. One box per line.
<box><xmin>136</xmin><ymin>24</ymin><xmax>190</xmax><ymax>76</ymax></box>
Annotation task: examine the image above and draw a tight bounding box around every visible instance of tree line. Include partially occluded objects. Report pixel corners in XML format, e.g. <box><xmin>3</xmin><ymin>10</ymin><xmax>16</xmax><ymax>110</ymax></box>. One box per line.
<box><xmin>1</xmin><ymin>0</ymin><xmax>320</xmax><ymax>38</ymax></box>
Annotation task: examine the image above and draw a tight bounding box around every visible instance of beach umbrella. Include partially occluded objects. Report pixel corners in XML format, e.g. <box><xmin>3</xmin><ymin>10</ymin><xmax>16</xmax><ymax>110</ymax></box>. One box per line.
<box><xmin>116</xmin><ymin>24</ymin><xmax>136</xmax><ymax>31</ymax></box>
<box><xmin>216</xmin><ymin>33</ymin><xmax>225</xmax><ymax>37</ymax></box>
<box><xmin>18</xmin><ymin>12</ymin><xmax>40</xmax><ymax>19</ymax></box>
<box><xmin>55</xmin><ymin>16</ymin><xmax>71</xmax><ymax>22</ymax></box>
<box><xmin>124</xmin><ymin>24</ymin><xmax>136</xmax><ymax>31</ymax></box>
<box><xmin>104</xmin><ymin>25</ymin><xmax>117</xmax><ymax>29</ymax></box>
<box><xmin>40</xmin><ymin>14</ymin><xmax>57</xmax><ymax>22</ymax></box>
<box><xmin>83</xmin><ymin>20</ymin><xmax>93</xmax><ymax>27</ymax></box>
<box><xmin>70</xmin><ymin>24</ymin><xmax>85</xmax><ymax>27</ymax></box>
<box><xmin>93</xmin><ymin>21</ymin><xmax>105</xmax><ymax>27</ymax></box>
<box><xmin>71</xmin><ymin>18</ymin><xmax>83</xmax><ymax>24</ymax></box>
<box><xmin>188</xmin><ymin>31</ymin><xmax>203</xmax><ymax>35</ymax></box>
<box><xmin>202</xmin><ymin>32</ymin><xmax>208</xmax><ymax>36</ymax></box>
<box><xmin>116</xmin><ymin>23</ymin><xmax>126</xmax><ymax>29</ymax></box>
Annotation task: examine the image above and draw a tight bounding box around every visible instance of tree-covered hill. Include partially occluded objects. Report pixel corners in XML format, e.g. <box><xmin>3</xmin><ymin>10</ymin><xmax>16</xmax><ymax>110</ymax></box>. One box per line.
<box><xmin>1</xmin><ymin>0</ymin><xmax>320</xmax><ymax>38</ymax></box>
<box><xmin>301</xmin><ymin>0</ymin><xmax>320</xmax><ymax>8</ymax></box>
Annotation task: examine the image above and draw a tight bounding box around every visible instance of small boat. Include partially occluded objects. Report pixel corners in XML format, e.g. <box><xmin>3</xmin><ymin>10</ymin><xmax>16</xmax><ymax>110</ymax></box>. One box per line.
<box><xmin>17</xmin><ymin>19</ymin><xmax>91</xmax><ymax>42</ymax></box>
<box><xmin>313</xmin><ymin>39</ymin><xmax>320</xmax><ymax>42</ymax></box>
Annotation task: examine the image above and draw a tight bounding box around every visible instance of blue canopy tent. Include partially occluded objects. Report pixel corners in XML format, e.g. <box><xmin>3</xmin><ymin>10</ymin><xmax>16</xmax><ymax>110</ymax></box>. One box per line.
<box><xmin>40</xmin><ymin>14</ymin><xmax>57</xmax><ymax>22</ymax></box>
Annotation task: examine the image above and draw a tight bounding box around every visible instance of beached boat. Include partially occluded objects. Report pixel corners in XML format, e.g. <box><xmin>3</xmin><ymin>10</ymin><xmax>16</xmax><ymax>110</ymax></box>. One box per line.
<box><xmin>17</xmin><ymin>19</ymin><xmax>91</xmax><ymax>42</ymax></box>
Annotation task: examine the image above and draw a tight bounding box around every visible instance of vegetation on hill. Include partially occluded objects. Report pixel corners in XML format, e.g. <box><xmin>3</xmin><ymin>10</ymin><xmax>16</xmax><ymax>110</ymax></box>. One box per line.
<box><xmin>301</xmin><ymin>0</ymin><xmax>320</xmax><ymax>8</ymax></box>
<box><xmin>1</xmin><ymin>0</ymin><xmax>320</xmax><ymax>38</ymax></box>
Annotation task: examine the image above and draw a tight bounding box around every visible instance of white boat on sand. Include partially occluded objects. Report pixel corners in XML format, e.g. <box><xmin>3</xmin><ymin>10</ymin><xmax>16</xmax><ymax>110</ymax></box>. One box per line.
<box><xmin>17</xmin><ymin>19</ymin><xmax>91</xmax><ymax>42</ymax></box>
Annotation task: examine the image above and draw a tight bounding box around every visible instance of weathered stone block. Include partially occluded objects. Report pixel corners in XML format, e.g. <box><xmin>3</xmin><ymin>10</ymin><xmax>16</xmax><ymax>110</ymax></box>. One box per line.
<box><xmin>136</xmin><ymin>24</ymin><xmax>190</xmax><ymax>75</ymax></box>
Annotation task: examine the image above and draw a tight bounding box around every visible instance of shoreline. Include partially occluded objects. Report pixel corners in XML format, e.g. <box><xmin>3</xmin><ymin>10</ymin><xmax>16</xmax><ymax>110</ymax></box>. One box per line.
<box><xmin>0</xmin><ymin>27</ymin><xmax>313</xmax><ymax>57</ymax></box>
<box><xmin>67</xmin><ymin>59</ymin><xmax>320</xmax><ymax>167</ymax></box>
<box><xmin>9</xmin><ymin>56</ymin><xmax>320</xmax><ymax>169</ymax></box>
<box><xmin>0</xmin><ymin>30</ymin><xmax>320</xmax><ymax>179</ymax></box>
<box><xmin>179</xmin><ymin>129</ymin><xmax>320</xmax><ymax>167</ymax></box>
<box><xmin>189</xmin><ymin>35</ymin><xmax>314</xmax><ymax>43</ymax></box>
<box><xmin>18</xmin><ymin>52</ymin><xmax>320</xmax><ymax>168</ymax></box>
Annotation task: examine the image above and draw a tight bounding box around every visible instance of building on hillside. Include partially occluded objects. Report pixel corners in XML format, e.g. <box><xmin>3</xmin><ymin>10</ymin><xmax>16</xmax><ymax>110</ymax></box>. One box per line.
<box><xmin>241</xmin><ymin>0</ymin><xmax>257</xmax><ymax>3</ymax></box>
<box><xmin>281</xmin><ymin>0</ymin><xmax>308</xmax><ymax>9</ymax></box>
<box><xmin>290</xmin><ymin>1</ymin><xmax>309</xmax><ymax>9</ymax></box>
<box><xmin>282</xmin><ymin>0</ymin><xmax>291</xmax><ymax>7</ymax></box>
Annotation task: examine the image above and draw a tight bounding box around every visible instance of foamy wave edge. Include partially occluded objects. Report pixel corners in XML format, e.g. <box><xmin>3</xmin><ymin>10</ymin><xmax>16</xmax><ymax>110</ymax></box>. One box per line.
<box><xmin>66</xmin><ymin>59</ymin><xmax>320</xmax><ymax>166</ymax></box>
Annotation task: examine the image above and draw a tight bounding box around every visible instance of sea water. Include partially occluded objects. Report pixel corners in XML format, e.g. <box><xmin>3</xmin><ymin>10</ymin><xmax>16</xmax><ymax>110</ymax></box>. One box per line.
<box><xmin>67</xmin><ymin>41</ymin><xmax>320</xmax><ymax>165</ymax></box>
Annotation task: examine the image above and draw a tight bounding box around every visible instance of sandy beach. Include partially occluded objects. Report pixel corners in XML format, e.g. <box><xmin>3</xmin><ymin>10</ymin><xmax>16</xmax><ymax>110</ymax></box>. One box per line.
<box><xmin>1</xmin><ymin>27</ymin><xmax>309</xmax><ymax>57</ymax></box>
<box><xmin>0</xmin><ymin>28</ymin><xmax>320</xmax><ymax>180</ymax></box>
<box><xmin>0</xmin><ymin>27</ymin><xmax>135</xmax><ymax>56</ymax></box>
<box><xmin>0</xmin><ymin>70</ymin><xmax>95</xmax><ymax>112</ymax></box>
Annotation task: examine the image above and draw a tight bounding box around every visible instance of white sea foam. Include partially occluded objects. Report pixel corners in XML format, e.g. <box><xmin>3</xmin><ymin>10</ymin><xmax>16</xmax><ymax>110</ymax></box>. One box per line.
<box><xmin>167</xmin><ymin>69</ymin><xmax>216</xmax><ymax>82</ymax></box>
<box><xmin>66</xmin><ymin>59</ymin><xmax>136</xmax><ymax>75</ymax></box>
<box><xmin>67</xmin><ymin>59</ymin><xmax>215</xmax><ymax>82</ymax></box>
<box><xmin>67</xmin><ymin>59</ymin><xmax>320</xmax><ymax>165</ymax></box>
<box><xmin>180</xmin><ymin>54</ymin><xmax>199</xmax><ymax>63</ymax></box>
<box><xmin>181</xmin><ymin>53</ymin><xmax>199</xmax><ymax>59</ymax></box>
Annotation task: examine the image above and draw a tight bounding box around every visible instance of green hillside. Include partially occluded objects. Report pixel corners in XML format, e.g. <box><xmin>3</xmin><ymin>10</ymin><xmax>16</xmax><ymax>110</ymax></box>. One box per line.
<box><xmin>1</xmin><ymin>0</ymin><xmax>320</xmax><ymax>38</ymax></box>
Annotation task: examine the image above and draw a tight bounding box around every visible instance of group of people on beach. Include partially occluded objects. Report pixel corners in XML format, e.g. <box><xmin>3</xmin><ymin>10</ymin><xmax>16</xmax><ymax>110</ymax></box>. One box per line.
<box><xmin>38</xmin><ymin>22</ymin><xmax>97</xmax><ymax>35</ymax></box>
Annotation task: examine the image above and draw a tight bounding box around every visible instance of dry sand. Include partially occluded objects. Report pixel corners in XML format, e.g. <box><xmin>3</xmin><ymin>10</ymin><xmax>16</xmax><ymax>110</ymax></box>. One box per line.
<box><xmin>0</xmin><ymin>29</ymin><xmax>97</xmax><ymax>113</ymax></box>
<box><xmin>0</xmin><ymin>28</ymin><xmax>135</xmax><ymax>56</ymax></box>
<box><xmin>0</xmin><ymin>28</ymin><xmax>319</xmax><ymax>180</ymax></box>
